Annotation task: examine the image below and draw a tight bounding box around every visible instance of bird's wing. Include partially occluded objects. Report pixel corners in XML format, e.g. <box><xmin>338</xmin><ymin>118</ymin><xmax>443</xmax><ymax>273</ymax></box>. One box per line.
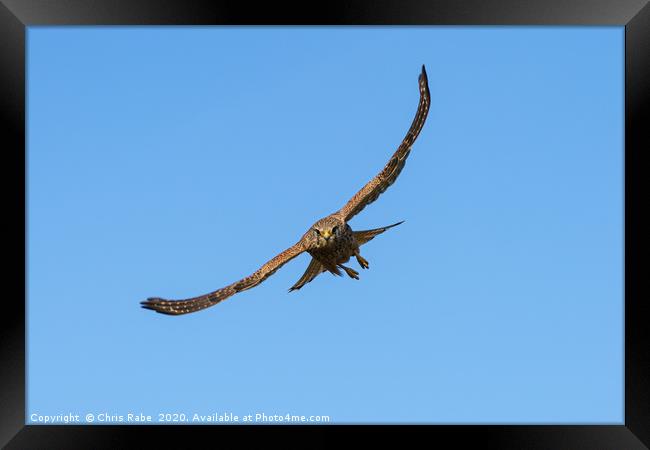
<box><xmin>141</xmin><ymin>241</ymin><xmax>306</xmax><ymax>315</ymax></box>
<box><xmin>337</xmin><ymin>65</ymin><xmax>430</xmax><ymax>222</ymax></box>
<box><xmin>353</xmin><ymin>220</ymin><xmax>404</xmax><ymax>246</ymax></box>
<box><xmin>288</xmin><ymin>257</ymin><xmax>326</xmax><ymax>292</ymax></box>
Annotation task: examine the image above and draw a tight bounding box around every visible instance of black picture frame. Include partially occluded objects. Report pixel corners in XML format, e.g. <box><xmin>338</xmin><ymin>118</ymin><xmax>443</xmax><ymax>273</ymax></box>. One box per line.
<box><xmin>2</xmin><ymin>1</ymin><xmax>648</xmax><ymax>448</ymax></box>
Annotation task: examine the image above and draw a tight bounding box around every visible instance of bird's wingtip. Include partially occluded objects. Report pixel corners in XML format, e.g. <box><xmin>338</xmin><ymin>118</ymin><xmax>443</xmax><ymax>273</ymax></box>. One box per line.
<box><xmin>140</xmin><ymin>297</ymin><xmax>167</xmax><ymax>313</ymax></box>
<box><xmin>418</xmin><ymin>64</ymin><xmax>428</xmax><ymax>84</ymax></box>
<box><xmin>387</xmin><ymin>220</ymin><xmax>405</xmax><ymax>229</ymax></box>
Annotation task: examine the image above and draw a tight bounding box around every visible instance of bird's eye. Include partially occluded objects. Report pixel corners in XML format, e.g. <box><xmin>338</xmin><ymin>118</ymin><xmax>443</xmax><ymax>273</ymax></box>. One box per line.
<box><xmin>313</xmin><ymin>229</ymin><xmax>320</xmax><ymax>236</ymax></box>
<box><xmin>332</xmin><ymin>226</ymin><xmax>338</xmax><ymax>234</ymax></box>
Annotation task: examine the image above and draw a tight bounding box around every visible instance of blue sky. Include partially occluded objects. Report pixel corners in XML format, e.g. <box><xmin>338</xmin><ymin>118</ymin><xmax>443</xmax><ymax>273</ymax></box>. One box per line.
<box><xmin>27</xmin><ymin>26</ymin><xmax>623</xmax><ymax>424</ymax></box>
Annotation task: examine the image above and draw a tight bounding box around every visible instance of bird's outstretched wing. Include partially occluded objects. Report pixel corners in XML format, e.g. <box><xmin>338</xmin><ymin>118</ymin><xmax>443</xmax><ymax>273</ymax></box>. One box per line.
<box><xmin>337</xmin><ymin>65</ymin><xmax>430</xmax><ymax>222</ymax></box>
<box><xmin>353</xmin><ymin>220</ymin><xmax>404</xmax><ymax>246</ymax></box>
<box><xmin>288</xmin><ymin>257</ymin><xmax>326</xmax><ymax>292</ymax></box>
<box><xmin>141</xmin><ymin>242</ymin><xmax>306</xmax><ymax>315</ymax></box>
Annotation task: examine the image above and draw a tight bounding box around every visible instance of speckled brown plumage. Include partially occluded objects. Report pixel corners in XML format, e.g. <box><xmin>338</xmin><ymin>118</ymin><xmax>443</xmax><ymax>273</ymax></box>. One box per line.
<box><xmin>141</xmin><ymin>65</ymin><xmax>430</xmax><ymax>315</ymax></box>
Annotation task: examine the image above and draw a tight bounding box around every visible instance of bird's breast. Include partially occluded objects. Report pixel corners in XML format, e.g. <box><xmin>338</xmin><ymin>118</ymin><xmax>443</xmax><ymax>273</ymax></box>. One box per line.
<box><xmin>310</xmin><ymin>228</ymin><xmax>355</xmax><ymax>264</ymax></box>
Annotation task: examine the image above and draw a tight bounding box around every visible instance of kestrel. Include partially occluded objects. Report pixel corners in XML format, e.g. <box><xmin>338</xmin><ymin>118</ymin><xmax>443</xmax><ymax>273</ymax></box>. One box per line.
<box><xmin>141</xmin><ymin>65</ymin><xmax>430</xmax><ymax>315</ymax></box>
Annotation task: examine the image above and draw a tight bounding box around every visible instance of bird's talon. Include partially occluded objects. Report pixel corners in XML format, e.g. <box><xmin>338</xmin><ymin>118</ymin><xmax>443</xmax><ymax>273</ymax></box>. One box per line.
<box><xmin>340</xmin><ymin>265</ymin><xmax>360</xmax><ymax>279</ymax></box>
<box><xmin>356</xmin><ymin>255</ymin><xmax>370</xmax><ymax>269</ymax></box>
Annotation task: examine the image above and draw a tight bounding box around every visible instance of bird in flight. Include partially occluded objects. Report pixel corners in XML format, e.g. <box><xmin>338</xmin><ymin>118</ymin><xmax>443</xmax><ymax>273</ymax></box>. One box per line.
<box><xmin>141</xmin><ymin>65</ymin><xmax>430</xmax><ymax>315</ymax></box>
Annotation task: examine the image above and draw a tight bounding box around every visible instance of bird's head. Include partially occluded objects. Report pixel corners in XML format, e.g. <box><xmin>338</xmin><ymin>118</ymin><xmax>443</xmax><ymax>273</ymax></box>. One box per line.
<box><xmin>304</xmin><ymin>216</ymin><xmax>345</xmax><ymax>249</ymax></box>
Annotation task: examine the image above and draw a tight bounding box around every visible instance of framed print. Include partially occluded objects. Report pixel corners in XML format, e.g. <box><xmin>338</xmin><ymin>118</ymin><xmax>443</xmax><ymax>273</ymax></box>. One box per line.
<box><xmin>2</xmin><ymin>0</ymin><xmax>648</xmax><ymax>448</ymax></box>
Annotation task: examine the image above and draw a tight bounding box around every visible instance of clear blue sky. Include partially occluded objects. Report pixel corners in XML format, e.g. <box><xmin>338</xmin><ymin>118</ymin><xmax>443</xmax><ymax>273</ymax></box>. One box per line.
<box><xmin>27</xmin><ymin>27</ymin><xmax>623</xmax><ymax>424</ymax></box>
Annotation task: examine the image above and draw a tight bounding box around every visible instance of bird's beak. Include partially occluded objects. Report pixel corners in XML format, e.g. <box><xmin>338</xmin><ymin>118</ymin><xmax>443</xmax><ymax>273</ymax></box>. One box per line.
<box><xmin>322</xmin><ymin>230</ymin><xmax>332</xmax><ymax>239</ymax></box>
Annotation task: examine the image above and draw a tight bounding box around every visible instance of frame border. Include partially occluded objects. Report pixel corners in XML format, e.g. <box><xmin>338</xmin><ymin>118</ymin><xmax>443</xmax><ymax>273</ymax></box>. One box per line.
<box><xmin>2</xmin><ymin>0</ymin><xmax>648</xmax><ymax>448</ymax></box>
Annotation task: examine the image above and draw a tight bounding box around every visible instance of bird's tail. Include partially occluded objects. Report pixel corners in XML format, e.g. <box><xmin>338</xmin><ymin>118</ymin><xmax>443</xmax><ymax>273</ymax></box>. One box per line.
<box><xmin>353</xmin><ymin>221</ymin><xmax>404</xmax><ymax>246</ymax></box>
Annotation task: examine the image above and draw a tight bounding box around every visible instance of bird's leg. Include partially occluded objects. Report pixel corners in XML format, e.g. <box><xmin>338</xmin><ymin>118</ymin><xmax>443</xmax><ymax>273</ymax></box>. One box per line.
<box><xmin>354</xmin><ymin>249</ymin><xmax>369</xmax><ymax>269</ymax></box>
<box><xmin>338</xmin><ymin>264</ymin><xmax>360</xmax><ymax>280</ymax></box>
